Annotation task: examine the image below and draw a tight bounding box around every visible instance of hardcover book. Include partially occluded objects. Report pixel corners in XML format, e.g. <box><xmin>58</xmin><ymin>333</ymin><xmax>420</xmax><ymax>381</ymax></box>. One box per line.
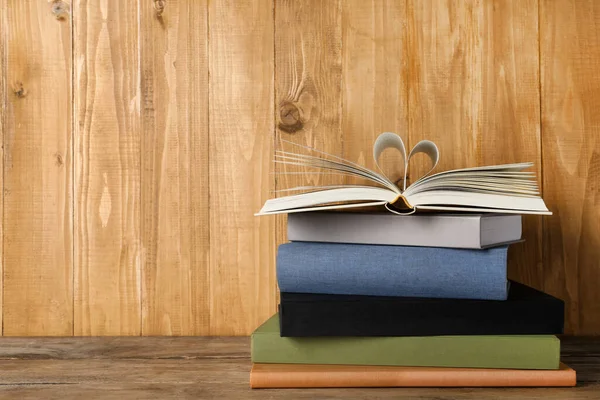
<box><xmin>278</xmin><ymin>281</ymin><xmax>564</xmax><ymax>337</ymax></box>
<box><xmin>251</xmin><ymin>314</ymin><xmax>561</xmax><ymax>370</ymax></box>
<box><xmin>277</xmin><ymin>242</ymin><xmax>509</xmax><ymax>300</ymax></box>
<box><xmin>287</xmin><ymin>212</ymin><xmax>522</xmax><ymax>249</ymax></box>
<box><xmin>256</xmin><ymin>132</ymin><xmax>550</xmax><ymax>216</ymax></box>
<box><xmin>250</xmin><ymin>363</ymin><xmax>576</xmax><ymax>388</ymax></box>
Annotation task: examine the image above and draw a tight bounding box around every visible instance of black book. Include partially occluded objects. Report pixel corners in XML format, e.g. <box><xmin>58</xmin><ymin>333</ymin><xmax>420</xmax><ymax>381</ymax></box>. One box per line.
<box><xmin>279</xmin><ymin>281</ymin><xmax>564</xmax><ymax>337</ymax></box>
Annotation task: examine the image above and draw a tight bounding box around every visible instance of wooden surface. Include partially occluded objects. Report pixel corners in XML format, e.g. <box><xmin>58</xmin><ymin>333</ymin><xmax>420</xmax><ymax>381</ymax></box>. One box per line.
<box><xmin>0</xmin><ymin>0</ymin><xmax>599</xmax><ymax>335</ymax></box>
<box><xmin>0</xmin><ymin>337</ymin><xmax>597</xmax><ymax>399</ymax></box>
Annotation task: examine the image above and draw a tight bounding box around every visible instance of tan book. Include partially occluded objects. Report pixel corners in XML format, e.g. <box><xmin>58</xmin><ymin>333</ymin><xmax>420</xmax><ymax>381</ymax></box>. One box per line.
<box><xmin>250</xmin><ymin>363</ymin><xmax>576</xmax><ymax>388</ymax></box>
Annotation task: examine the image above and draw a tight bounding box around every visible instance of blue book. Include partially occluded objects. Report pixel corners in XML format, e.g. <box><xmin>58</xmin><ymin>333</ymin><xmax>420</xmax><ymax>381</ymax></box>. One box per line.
<box><xmin>277</xmin><ymin>242</ymin><xmax>509</xmax><ymax>300</ymax></box>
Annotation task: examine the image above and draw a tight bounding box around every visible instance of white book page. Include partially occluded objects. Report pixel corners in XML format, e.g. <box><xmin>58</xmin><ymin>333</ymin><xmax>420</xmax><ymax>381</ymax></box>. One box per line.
<box><xmin>408</xmin><ymin>174</ymin><xmax>538</xmax><ymax>187</ymax></box>
<box><xmin>405</xmin><ymin>191</ymin><xmax>549</xmax><ymax>212</ymax></box>
<box><xmin>407</xmin><ymin>162</ymin><xmax>534</xmax><ymax>186</ymax></box>
<box><xmin>408</xmin><ymin>184</ymin><xmax>539</xmax><ymax>196</ymax></box>
<box><xmin>255</xmin><ymin>201</ymin><xmax>388</xmax><ymax>216</ymax></box>
<box><xmin>405</xmin><ymin>164</ymin><xmax>542</xmax><ymax>198</ymax></box>
<box><xmin>256</xmin><ymin>187</ymin><xmax>396</xmax><ymax>215</ymax></box>
<box><xmin>407</xmin><ymin>180</ymin><xmax>539</xmax><ymax>194</ymax></box>
<box><xmin>416</xmin><ymin>205</ymin><xmax>552</xmax><ymax>215</ymax></box>
<box><xmin>414</xmin><ymin>180</ymin><xmax>538</xmax><ymax>191</ymax></box>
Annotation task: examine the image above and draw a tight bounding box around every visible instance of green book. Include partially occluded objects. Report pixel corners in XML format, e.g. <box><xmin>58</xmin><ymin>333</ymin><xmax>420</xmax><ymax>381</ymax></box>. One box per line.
<box><xmin>251</xmin><ymin>314</ymin><xmax>560</xmax><ymax>370</ymax></box>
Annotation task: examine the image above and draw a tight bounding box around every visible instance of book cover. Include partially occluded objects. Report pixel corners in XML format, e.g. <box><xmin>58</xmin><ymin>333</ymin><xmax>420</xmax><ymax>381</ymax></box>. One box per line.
<box><xmin>287</xmin><ymin>212</ymin><xmax>522</xmax><ymax>249</ymax></box>
<box><xmin>250</xmin><ymin>363</ymin><xmax>576</xmax><ymax>388</ymax></box>
<box><xmin>251</xmin><ymin>314</ymin><xmax>561</xmax><ymax>370</ymax></box>
<box><xmin>279</xmin><ymin>281</ymin><xmax>564</xmax><ymax>337</ymax></box>
<box><xmin>277</xmin><ymin>242</ymin><xmax>508</xmax><ymax>300</ymax></box>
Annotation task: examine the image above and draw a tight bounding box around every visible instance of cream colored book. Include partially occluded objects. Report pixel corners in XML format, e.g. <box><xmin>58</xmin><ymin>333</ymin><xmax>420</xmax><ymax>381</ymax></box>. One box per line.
<box><xmin>256</xmin><ymin>132</ymin><xmax>550</xmax><ymax>216</ymax></box>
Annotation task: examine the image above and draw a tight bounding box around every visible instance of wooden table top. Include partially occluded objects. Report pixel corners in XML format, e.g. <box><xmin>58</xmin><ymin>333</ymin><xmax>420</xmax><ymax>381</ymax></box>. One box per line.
<box><xmin>0</xmin><ymin>336</ymin><xmax>598</xmax><ymax>399</ymax></box>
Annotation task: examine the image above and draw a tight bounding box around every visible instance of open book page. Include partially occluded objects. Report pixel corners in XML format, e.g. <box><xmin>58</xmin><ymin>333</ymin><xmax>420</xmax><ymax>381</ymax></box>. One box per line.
<box><xmin>406</xmin><ymin>167</ymin><xmax>540</xmax><ymax>196</ymax></box>
<box><xmin>257</xmin><ymin>133</ymin><xmax>551</xmax><ymax>216</ymax></box>
<box><xmin>257</xmin><ymin>187</ymin><xmax>395</xmax><ymax>216</ymax></box>
<box><xmin>405</xmin><ymin>191</ymin><xmax>549</xmax><ymax>213</ymax></box>
<box><xmin>276</xmin><ymin>140</ymin><xmax>399</xmax><ymax>193</ymax></box>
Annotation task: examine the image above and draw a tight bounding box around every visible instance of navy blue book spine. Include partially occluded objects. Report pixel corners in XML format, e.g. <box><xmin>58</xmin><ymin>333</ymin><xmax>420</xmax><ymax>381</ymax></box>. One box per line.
<box><xmin>277</xmin><ymin>242</ymin><xmax>508</xmax><ymax>300</ymax></box>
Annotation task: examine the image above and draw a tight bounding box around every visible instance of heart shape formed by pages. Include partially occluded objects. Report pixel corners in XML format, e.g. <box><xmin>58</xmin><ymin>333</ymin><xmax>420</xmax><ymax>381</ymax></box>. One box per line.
<box><xmin>373</xmin><ymin>132</ymin><xmax>439</xmax><ymax>192</ymax></box>
<box><xmin>373</xmin><ymin>133</ymin><xmax>439</xmax><ymax>214</ymax></box>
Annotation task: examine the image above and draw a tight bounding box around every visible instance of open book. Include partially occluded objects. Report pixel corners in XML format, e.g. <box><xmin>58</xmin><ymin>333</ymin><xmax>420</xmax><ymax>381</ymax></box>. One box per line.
<box><xmin>256</xmin><ymin>132</ymin><xmax>551</xmax><ymax>216</ymax></box>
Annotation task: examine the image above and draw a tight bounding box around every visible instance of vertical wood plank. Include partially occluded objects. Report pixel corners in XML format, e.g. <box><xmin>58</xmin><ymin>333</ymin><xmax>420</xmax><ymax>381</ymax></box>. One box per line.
<box><xmin>74</xmin><ymin>0</ymin><xmax>141</xmax><ymax>335</ymax></box>
<box><xmin>209</xmin><ymin>0</ymin><xmax>276</xmax><ymax>335</ymax></box>
<box><xmin>3</xmin><ymin>0</ymin><xmax>73</xmax><ymax>336</ymax></box>
<box><xmin>408</xmin><ymin>0</ymin><xmax>543</xmax><ymax>291</ymax></box>
<box><xmin>140</xmin><ymin>1</ymin><xmax>209</xmax><ymax>335</ymax></box>
<box><xmin>342</xmin><ymin>0</ymin><xmax>408</xmax><ymax>179</ymax></box>
<box><xmin>541</xmin><ymin>0</ymin><xmax>600</xmax><ymax>335</ymax></box>
<box><xmin>0</xmin><ymin>0</ymin><xmax>5</xmax><ymax>335</ymax></box>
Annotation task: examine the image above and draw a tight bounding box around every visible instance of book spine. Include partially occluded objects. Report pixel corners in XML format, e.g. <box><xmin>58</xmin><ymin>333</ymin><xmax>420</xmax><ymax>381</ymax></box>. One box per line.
<box><xmin>250</xmin><ymin>364</ymin><xmax>576</xmax><ymax>388</ymax></box>
<box><xmin>278</xmin><ymin>292</ymin><xmax>565</xmax><ymax>337</ymax></box>
<box><xmin>277</xmin><ymin>242</ymin><xmax>508</xmax><ymax>300</ymax></box>
<box><xmin>287</xmin><ymin>212</ymin><xmax>484</xmax><ymax>249</ymax></box>
<box><xmin>251</xmin><ymin>331</ymin><xmax>561</xmax><ymax>369</ymax></box>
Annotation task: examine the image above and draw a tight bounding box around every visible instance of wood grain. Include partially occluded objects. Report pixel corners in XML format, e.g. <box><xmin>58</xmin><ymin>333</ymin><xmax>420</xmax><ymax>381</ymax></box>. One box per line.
<box><xmin>2</xmin><ymin>0</ymin><xmax>73</xmax><ymax>336</ymax></box>
<box><xmin>0</xmin><ymin>0</ymin><xmax>5</xmax><ymax>336</ymax></box>
<box><xmin>275</xmin><ymin>0</ymin><xmax>343</xmax><ymax>181</ymax></box>
<box><xmin>0</xmin><ymin>336</ymin><xmax>249</xmax><ymax>360</ymax></box>
<box><xmin>0</xmin><ymin>337</ymin><xmax>599</xmax><ymax>399</ymax></box>
<box><xmin>2</xmin><ymin>381</ymin><xmax>600</xmax><ymax>400</ymax></box>
<box><xmin>139</xmin><ymin>1</ymin><xmax>209</xmax><ymax>335</ymax></box>
<box><xmin>342</xmin><ymin>0</ymin><xmax>408</xmax><ymax>180</ymax></box>
<box><xmin>73</xmin><ymin>0</ymin><xmax>141</xmax><ymax>335</ymax></box>
<box><xmin>541</xmin><ymin>0</ymin><xmax>600</xmax><ymax>335</ymax></box>
<box><xmin>407</xmin><ymin>0</ymin><xmax>483</xmax><ymax>178</ymax></box>
<box><xmin>407</xmin><ymin>0</ymin><xmax>543</xmax><ymax>291</ymax></box>
<box><xmin>208</xmin><ymin>0</ymin><xmax>276</xmax><ymax>335</ymax></box>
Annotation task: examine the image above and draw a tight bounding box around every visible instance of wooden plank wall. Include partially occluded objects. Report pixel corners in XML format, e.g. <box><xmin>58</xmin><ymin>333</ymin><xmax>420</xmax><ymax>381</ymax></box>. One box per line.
<box><xmin>0</xmin><ymin>0</ymin><xmax>598</xmax><ymax>336</ymax></box>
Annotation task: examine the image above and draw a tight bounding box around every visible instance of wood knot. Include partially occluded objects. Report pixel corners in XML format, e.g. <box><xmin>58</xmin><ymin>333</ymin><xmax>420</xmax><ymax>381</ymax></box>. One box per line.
<box><xmin>12</xmin><ymin>81</ymin><xmax>27</xmax><ymax>98</ymax></box>
<box><xmin>50</xmin><ymin>0</ymin><xmax>69</xmax><ymax>20</ymax></box>
<box><xmin>54</xmin><ymin>152</ymin><xmax>64</xmax><ymax>167</ymax></box>
<box><xmin>154</xmin><ymin>0</ymin><xmax>165</xmax><ymax>17</ymax></box>
<box><xmin>278</xmin><ymin>102</ymin><xmax>303</xmax><ymax>134</ymax></box>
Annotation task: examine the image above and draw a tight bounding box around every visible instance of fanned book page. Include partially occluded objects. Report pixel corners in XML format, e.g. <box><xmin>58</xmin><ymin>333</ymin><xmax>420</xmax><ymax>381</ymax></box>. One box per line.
<box><xmin>256</xmin><ymin>132</ymin><xmax>551</xmax><ymax>216</ymax></box>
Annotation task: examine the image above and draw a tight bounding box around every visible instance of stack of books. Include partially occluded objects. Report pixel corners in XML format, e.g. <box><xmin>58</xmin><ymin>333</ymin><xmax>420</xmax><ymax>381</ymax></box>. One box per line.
<box><xmin>251</xmin><ymin>132</ymin><xmax>574</xmax><ymax>388</ymax></box>
<box><xmin>249</xmin><ymin>212</ymin><xmax>576</xmax><ymax>388</ymax></box>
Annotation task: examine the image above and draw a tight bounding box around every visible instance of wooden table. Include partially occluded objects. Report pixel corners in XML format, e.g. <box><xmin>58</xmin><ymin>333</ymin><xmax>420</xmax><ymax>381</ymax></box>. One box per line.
<box><xmin>0</xmin><ymin>337</ymin><xmax>598</xmax><ymax>399</ymax></box>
